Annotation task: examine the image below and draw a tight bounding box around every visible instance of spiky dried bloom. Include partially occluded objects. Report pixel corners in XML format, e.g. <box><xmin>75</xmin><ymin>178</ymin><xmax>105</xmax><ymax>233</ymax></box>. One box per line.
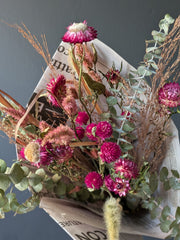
<box><xmin>96</xmin><ymin>121</ymin><xmax>113</xmax><ymax>140</ymax></box>
<box><xmin>103</xmin><ymin>198</ymin><xmax>122</xmax><ymax>240</ymax></box>
<box><xmin>74</xmin><ymin>43</ymin><xmax>94</xmax><ymax>70</ymax></box>
<box><xmin>135</xmin><ymin>16</ymin><xmax>180</xmax><ymax>170</ymax></box>
<box><xmin>0</xmin><ymin>107</ymin><xmax>28</xmax><ymax>126</ymax></box>
<box><xmin>47</xmin><ymin>75</ymin><xmax>67</xmax><ymax>106</ymax></box>
<box><xmin>85</xmin><ymin>171</ymin><xmax>103</xmax><ymax>190</ymax></box>
<box><xmin>54</xmin><ymin>145</ymin><xmax>73</xmax><ymax>164</ymax></box>
<box><xmin>115</xmin><ymin>159</ymin><xmax>138</xmax><ymax>179</ymax></box>
<box><xmin>62</xmin><ymin>95</ymin><xmax>78</xmax><ymax>116</ymax></box>
<box><xmin>42</xmin><ymin>124</ymin><xmax>75</xmax><ymax>146</ymax></box>
<box><xmin>113</xmin><ymin>178</ymin><xmax>130</xmax><ymax>197</ymax></box>
<box><xmin>100</xmin><ymin>142</ymin><xmax>121</xmax><ymax>163</ymax></box>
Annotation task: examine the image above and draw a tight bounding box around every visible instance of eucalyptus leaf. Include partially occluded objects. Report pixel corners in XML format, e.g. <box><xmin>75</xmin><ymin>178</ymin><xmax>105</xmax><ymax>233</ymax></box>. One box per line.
<box><xmin>160</xmin><ymin>167</ymin><xmax>168</xmax><ymax>182</ymax></box>
<box><xmin>9</xmin><ymin>163</ymin><xmax>25</xmax><ymax>184</ymax></box>
<box><xmin>33</xmin><ymin>183</ymin><xmax>43</xmax><ymax>193</ymax></box>
<box><xmin>15</xmin><ymin>178</ymin><xmax>29</xmax><ymax>191</ymax></box>
<box><xmin>55</xmin><ymin>181</ymin><xmax>66</xmax><ymax>197</ymax></box>
<box><xmin>0</xmin><ymin>173</ymin><xmax>11</xmax><ymax>191</ymax></box>
<box><xmin>28</xmin><ymin>173</ymin><xmax>42</xmax><ymax>187</ymax></box>
<box><xmin>35</xmin><ymin>168</ymin><xmax>46</xmax><ymax>179</ymax></box>
<box><xmin>175</xmin><ymin>207</ymin><xmax>180</xmax><ymax>222</ymax></box>
<box><xmin>164</xmin><ymin>14</ymin><xmax>175</xmax><ymax>24</ymax></box>
<box><xmin>25</xmin><ymin>125</ymin><xmax>37</xmax><ymax>134</ymax></box>
<box><xmin>161</xmin><ymin>206</ymin><xmax>171</xmax><ymax>221</ymax></box>
<box><xmin>160</xmin><ymin>220</ymin><xmax>171</xmax><ymax>233</ymax></box>
<box><xmin>0</xmin><ymin>189</ymin><xmax>8</xmax><ymax>208</ymax></box>
<box><xmin>149</xmin><ymin>173</ymin><xmax>158</xmax><ymax>193</ymax></box>
<box><xmin>0</xmin><ymin>159</ymin><xmax>7</xmax><ymax>173</ymax></box>
<box><xmin>106</xmin><ymin>96</ymin><xmax>118</xmax><ymax>106</ymax></box>
<box><xmin>171</xmin><ymin>170</ymin><xmax>180</xmax><ymax>178</ymax></box>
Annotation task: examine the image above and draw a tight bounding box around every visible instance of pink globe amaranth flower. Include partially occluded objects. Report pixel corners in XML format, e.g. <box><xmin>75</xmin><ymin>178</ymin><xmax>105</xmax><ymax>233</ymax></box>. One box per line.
<box><xmin>96</xmin><ymin>121</ymin><xmax>113</xmax><ymax>140</ymax></box>
<box><xmin>159</xmin><ymin>82</ymin><xmax>180</xmax><ymax>107</ymax></box>
<box><xmin>86</xmin><ymin>123</ymin><xmax>98</xmax><ymax>141</ymax></box>
<box><xmin>100</xmin><ymin>142</ymin><xmax>121</xmax><ymax>163</ymax></box>
<box><xmin>115</xmin><ymin>159</ymin><xmax>138</xmax><ymax>179</ymax></box>
<box><xmin>62</xmin><ymin>96</ymin><xmax>78</xmax><ymax>116</ymax></box>
<box><xmin>47</xmin><ymin>75</ymin><xmax>66</xmax><ymax>106</ymax></box>
<box><xmin>62</xmin><ymin>20</ymin><xmax>97</xmax><ymax>44</ymax></box>
<box><xmin>54</xmin><ymin>145</ymin><xmax>73</xmax><ymax>164</ymax></box>
<box><xmin>75</xmin><ymin>126</ymin><xmax>85</xmax><ymax>140</ymax></box>
<box><xmin>113</xmin><ymin>178</ymin><xmax>130</xmax><ymax>197</ymax></box>
<box><xmin>39</xmin><ymin>142</ymin><xmax>54</xmax><ymax>166</ymax></box>
<box><xmin>85</xmin><ymin>171</ymin><xmax>103</xmax><ymax>190</ymax></box>
<box><xmin>76</xmin><ymin>111</ymin><xmax>89</xmax><ymax>125</ymax></box>
<box><xmin>104</xmin><ymin>175</ymin><xmax>115</xmax><ymax>192</ymax></box>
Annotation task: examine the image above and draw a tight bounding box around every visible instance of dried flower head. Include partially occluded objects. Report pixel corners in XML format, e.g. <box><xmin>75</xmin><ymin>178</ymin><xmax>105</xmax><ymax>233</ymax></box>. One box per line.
<box><xmin>96</xmin><ymin>121</ymin><xmax>113</xmax><ymax>140</ymax></box>
<box><xmin>100</xmin><ymin>142</ymin><xmax>121</xmax><ymax>163</ymax></box>
<box><xmin>62</xmin><ymin>95</ymin><xmax>78</xmax><ymax>116</ymax></box>
<box><xmin>76</xmin><ymin>111</ymin><xmax>89</xmax><ymax>125</ymax></box>
<box><xmin>104</xmin><ymin>175</ymin><xmax>115</xmax><ymax>192</ymax></box>
<box><xmin>75</xmin><ymin>126</ymin><xmax>85</xmax><ymax>140</ymax></box>
<box><xmin>159</xmin><ymin>82</ymin><xmax>180</xmax><ymax>107</ymax></box>
<box><xmin>62</xmin><ymin>20</ymin><xmax>97</xmax><ymax>44</ymax></box>
<box><xmin>85</xmin><ymin>171</ymin><xmax>103</xmax><ymax>190</ymax></box>
<box><xmin>113</xmin><ymin>178</ymin><xmax>130</xmax><ymax>197</ymax></box>
<box><xmin>47</xmin><ymin>75</ymin><xmax>66</xmax><ymax>106</ymax></box>
<box><xmin>86</xmin><ymin>123</ymin><xmax>98</xmax><ymax>141</ymax></box>
<box><xmin>115</xmin><ymin>159</ymin><xmax>138</xmax><ymax>179</ymax></box>
<box><xmin>54</xmin><ymin>145</ymin><xmax>73</xmax><ymax>164</ymax></box>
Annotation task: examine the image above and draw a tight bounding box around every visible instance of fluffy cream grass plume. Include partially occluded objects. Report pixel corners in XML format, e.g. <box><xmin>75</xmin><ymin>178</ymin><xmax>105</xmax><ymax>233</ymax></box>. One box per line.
<box><xmin>103</xmin><ymin>197</ymin><xmax>122</xmax><ymax>240</ymax></box>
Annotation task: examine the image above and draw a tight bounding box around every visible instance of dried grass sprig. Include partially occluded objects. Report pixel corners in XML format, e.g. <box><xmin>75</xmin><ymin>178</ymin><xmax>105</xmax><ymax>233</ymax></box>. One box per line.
<box><xmin>135</xmin><ymin>16</ymin><xmax>180</xmax><ymax>171</ymax></box>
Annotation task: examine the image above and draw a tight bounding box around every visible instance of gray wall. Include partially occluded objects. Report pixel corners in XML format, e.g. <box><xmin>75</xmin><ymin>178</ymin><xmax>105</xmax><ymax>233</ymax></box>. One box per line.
<box><xmin>0</xmin><ymin>0</ymin><xmax>179</xmax><ymax>239</ymax></box>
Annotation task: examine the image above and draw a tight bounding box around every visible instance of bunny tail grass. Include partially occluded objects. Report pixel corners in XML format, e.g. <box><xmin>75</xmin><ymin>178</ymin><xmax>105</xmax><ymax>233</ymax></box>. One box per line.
<box><xmin>103</xmin><ymin>197</ymin><xmax>122</xmax><ymax>240</ymax></box>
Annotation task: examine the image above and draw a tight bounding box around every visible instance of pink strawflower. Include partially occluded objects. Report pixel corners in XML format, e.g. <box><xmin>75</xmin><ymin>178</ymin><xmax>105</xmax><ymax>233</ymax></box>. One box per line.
<box><xmin>54</xmin><ymin>145</ymin><xmax>73</xmax><ymax>164</ymax></box>
<box><xmin>100</xmin><ymin>142</ymin><xmax>121</xmax><ymax>163</ymax></box>
<box><xmin>115</xmin><ymin>159</ymin><xmax>138</xmax><ymax>179</ymax></box>
<box><xmin>86</xmin><ymin>123</ymin><xmax>98</xmax><ymax>141</ymax></box>
<box><xmin>113</xmin><ymin>178</ymin><xmax>130</xmax><ymax>197</ymax></box>
<box><xmin>75</xmin><ymin>126</ymin><xmax>85</xmax><ymax>140</ymax></box>
<box><xmin>42</xmin><ymin>124</ymin><xmax>75</xmax><ymax>146</ymax></box>
<box><xmin>159</xmin><ymin>82</ymin><xmax>180</xmax><ymax>107</ymax></box>
<box><xmin>62</xmin><ymin>96</ymin><xmax>78</xmax><ymax>116</ymax></box>
<box><xmin>47</xmin><ymin>75</ymin><xmax>66</xmax><ymax>106</ymax></box>
<box><xmin>76</xmin><ymin>111</ymin><xmax>89</xmax><ymax>125</ymax></box>
<box><xmin>85</xmin><ymin>171</ymin><xmax>103</xmax><ymax>190</ymax></box>
<box><xmin>104</xmin><ymin>175</ymin><xmax>115</xmax><ymax>192</ymax></box>
<box><xmin>62</xmin><ymin>20</ymin><xmax>97</xmax><ymax>44</ymax></box>
<box><xmin>96</xmin><ymin>121</ymin><xmax>113</xmax><ymax>140</ymax></box>
<box><xmin>106</xmin><ymin>69</ymin><xmax>121</xmax><ymax>85</ymax></box>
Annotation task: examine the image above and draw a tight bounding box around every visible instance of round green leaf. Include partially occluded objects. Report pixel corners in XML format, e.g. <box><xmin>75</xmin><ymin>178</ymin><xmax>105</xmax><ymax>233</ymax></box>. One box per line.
<box><xmin>106</xmin><ymin>96</ymin><xmax>118</xmax><ymax>106</ymax></box>
<box><xmin>33</xmin><ymin>183</ymin><xmax>43</xmax><ymax>193</ymax></box>
<box><xmin>15</xmin><ymin>178</ymin><xmax>29</xmax><ymax>191</ymax></box>
<box><xmin>28</xmin><ymin>173</ymin><xmax>42</xmax><ymax>187</ymax></box>
<box><xmin>0</xmin><ymin>173</ymin><xmax>11</xmax><ymax>191</ymax></box>
<box><xmin>35</xmin><ymin>168</ymin><xmax>46</xmax><ymax>179</ymax></box>
<box><xmin>0</xmin><ymin>159</ymin><xmax>7</xmax><ymax>173</ymax></box>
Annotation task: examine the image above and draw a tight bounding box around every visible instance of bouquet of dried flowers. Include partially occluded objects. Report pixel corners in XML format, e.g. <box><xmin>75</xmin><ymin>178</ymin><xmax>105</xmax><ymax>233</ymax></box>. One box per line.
<box><xmin>0</xmin><ymin>14</ymin><xmax>180</xmax><ymax>240</ymax></box>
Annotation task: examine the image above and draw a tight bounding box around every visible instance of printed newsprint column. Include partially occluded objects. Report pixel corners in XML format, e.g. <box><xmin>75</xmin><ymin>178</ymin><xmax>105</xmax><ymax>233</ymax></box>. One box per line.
<box><xmin>29</xmin><ymin>39</ymin><xmax>180</xmax><ymax>239</ymax></box>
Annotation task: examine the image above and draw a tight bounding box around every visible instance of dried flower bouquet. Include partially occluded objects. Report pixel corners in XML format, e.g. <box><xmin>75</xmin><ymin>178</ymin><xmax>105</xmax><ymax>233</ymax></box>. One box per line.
<box><xmin>0</xmin><ymin>15</ymin><xmax>180</xmax><ymax>240</ymax></box>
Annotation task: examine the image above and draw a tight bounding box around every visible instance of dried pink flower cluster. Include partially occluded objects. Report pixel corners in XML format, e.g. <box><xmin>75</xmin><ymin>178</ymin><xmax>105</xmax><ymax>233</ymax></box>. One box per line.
<box><xmin>96</xmin><ymin>121</ymin><xmax>113</xmax><ymax>140</ymax></box>
<box><xmin>159</xmin><ymin>82</ymin><xmax>180</xmax><ymax>107</ymax></box>
<box><xmin>54</xmin><ymin>145</ymin><xmax>73</xmax><ymax>164</ymax></box>
<box><xmin>85</xmin><ymin>171</ymin><xmax>103</xmax><ymax>190</ymax></box>
<box><xmin>42</xmin><ymin>124</ymin><xmax>75</xmax><ymax>146</ymax></box>
<box><xmin>115</xmin><ymin>159</ymin><xmax>138</xmax><ymax>179</ymax></box>
<box><xmin>62</xmin><ymin>95</ymin><xmax>78</xmax><ymax>116</ymax></box>
<box><xmin>62</xmin><ymin>20</ymin><xmax>97</xmax><ymax>44</ymax></box>
<box><xmin>75</xmin><ymin>111</ymin><xmax>89</xmax><ymax>125</ymax></box>
<box><xmin>47</xmin><ymin>75</ymin><xmax>66</xmax><ymax>106</ymax></box>
<box><xmin>100</xmin><ymin>142</ymin><xmax>121</xmax><ymax>163</ymax></box>
<box><xmin>106</xmin><ymin>69</ymin><xmax>121</xmax><ymax>85</ymax></box>
<box><xmin>104</xmin><ymin>175</ymin><xmax>130</xmax><ymax>197</ymax></box>
<box><xmin>86</xmin><ymin>123</ymin><xmax>98</xmax><ymax>141</ymax></box>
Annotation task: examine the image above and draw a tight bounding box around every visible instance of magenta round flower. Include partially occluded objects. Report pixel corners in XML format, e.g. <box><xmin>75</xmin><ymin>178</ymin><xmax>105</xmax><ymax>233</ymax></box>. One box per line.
<box><xmin>86</xmin><ymin>123</ymin><xmax>98</xmax><ymax>141</ymax></box>
<box><xmin>76</xmin><ymin>111</ymin><xmax>89</xmax><ymax>125</ymax></box>
<box><xmin>85</xmin><ymin>171</ymin><xmax>103</xmax><ymax>190</ymax></box>
<box><xmin>159</xmin><ymin>82</ymin><xmax>180</xmax><ymax>107</ymax></box>
<box><xmin>100</xmin><ymin>142</ymin><xmax>121</xmax><ymax>163</ymax></box>
<box><xmin>115</xmin><ymin>159</ymin><xmax>138</xmax><ymax>179</ymax></box>
<box><xmin>75</xmin><ymin>126</ymin><xmax>85</xmax><ymax>140</ymax></box>
<box><xmin>19</xmin><ymin>148</ymin><xmax>25</xmax><ymax>159</ymax></box>
<box><xmin>62</xmin><ymin>20</ymin><xmax>97</xmax><ymax>44</ymax></box>
<box><xmin>113</xmin><ymin>178</ymin><xmax>130</xmax><ymax>197</ymax></box>
<box><xmin>104</xmin><ymin>175</ymin><xmax>115</xmax><ymax>192</ymax></box>
<box><xmin>96</xmin><ymin>121</ymin><xmax>113</xmax><ymax>140</ymax></box>
<box><xmin>47</xmin><ymin>75</ymin><xmax>66</xmax><ymax>106</ymax></box>
<box><xmin>54</xmin><ymin>145</ymin><xmax>73</xmax><ymax>164</ymax></box>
